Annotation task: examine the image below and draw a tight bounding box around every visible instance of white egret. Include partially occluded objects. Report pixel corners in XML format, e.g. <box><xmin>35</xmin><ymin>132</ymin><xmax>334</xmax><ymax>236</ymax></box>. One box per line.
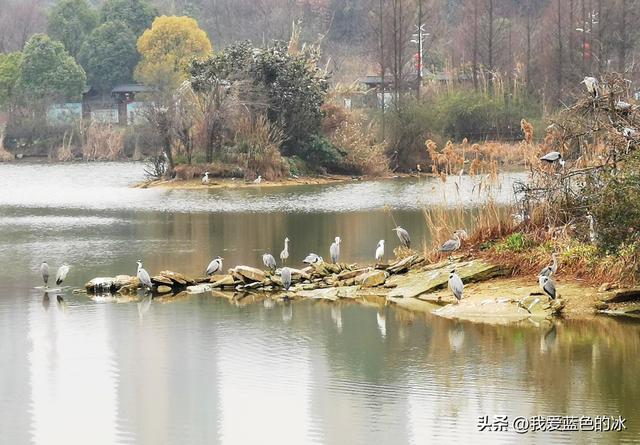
<box><xmin>375</xmin><ymin>240</ymin><xmax>385</xmax><ymax>263</ymax></box>
<box><xmin>280</xmin><ymin>237</ymin><xmax>290</xmax><ymax>265</ymax></box>
<box><xmin>330</xmin><ymin>236</ymin><xmax>341</xmax><ymax>264</ymax></box>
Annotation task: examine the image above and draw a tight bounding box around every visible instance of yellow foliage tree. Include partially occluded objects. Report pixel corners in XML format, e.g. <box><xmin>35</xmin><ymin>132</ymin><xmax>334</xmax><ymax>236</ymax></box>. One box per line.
<box><xmin>135</xmin><ymin>15</ymin><xmax>212</xmax><ymax>90</ymax></box>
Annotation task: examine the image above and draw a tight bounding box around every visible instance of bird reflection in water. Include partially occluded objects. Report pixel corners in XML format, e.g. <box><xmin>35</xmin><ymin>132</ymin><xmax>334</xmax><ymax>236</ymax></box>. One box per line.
<box><xmin>330</xmin><ymin>304</ymin><xmax>342</xmax><ymax>332</ymax></box>
<box><xmin>539</xmin><ymin>323</ymin><xmax>558</xmax><ymax>353</ymax></box>
<box><xmin>448</xmin><ymin>323</ymin><xmax>465</xmax><ymax>352</ymax></box>
<box><xmin>263</xmin><ymin>297</ymin><xmax>275</xmax><ymax>309</ymax></box>
<box><xmin>376</xmin><ymin>308</ymin><xmax>386</xmax><ymax>338</ymax></box>
<box><xmin>42</xmin><ymin>292</ymin><xmax>50</xmax><ymax>311</ymax></box>
<box><xmin>55</xmin><ymin>294</ymin><xmax>67</xmax><ymax>313</ymax></box>
<box><xmin>137</xmin><ymin>296</ymin><xmax>152</xmax><ymax>319</ymax></box>
<box><xmin>282</xmin><ymin>301</ymin><xmax>293</xmax><ymax>323</ymax></box>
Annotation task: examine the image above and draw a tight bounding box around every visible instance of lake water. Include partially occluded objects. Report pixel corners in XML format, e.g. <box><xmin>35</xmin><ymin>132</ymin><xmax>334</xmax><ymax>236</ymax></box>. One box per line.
<box><xmin>0</xmin><ymin>162</ymin><xmax>638</xmax><ymax>444</ymax></box>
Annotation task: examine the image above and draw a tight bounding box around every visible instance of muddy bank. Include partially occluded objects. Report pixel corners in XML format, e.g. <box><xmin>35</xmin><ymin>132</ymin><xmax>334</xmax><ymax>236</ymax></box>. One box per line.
<box><xmin>134</xmin><ymin>174</ymin><xmax>363</xmax><ymax>190</ymax></box>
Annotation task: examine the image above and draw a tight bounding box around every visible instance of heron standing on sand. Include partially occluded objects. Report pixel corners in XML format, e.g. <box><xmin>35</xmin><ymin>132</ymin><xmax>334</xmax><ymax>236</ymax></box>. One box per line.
<box><xmin>539</xmin><ymin>252</ymin><xmax>558</xmax><ymax>278</ymax></box>
<box><xmin>206</xmin><ymin>256</ymin><xmax>223</xmax><ymax>276</ymax></box>
<box><xmin>281</xmin><ymin>267</ymin><xmax>292</xmax><ymax>291</ymax></box>
<box><xmin>375</xmin><ymin>240</ymin><xmax>385</xmax><ymax>263</ymax></box>
<box><xmin>40</xmin><ymin>262</ymin><xmax>49</xmax><ymax>287</ymax></box>
<box><xmin>330</xmin><ymin>237</ymin><xmax>341</xmax><ymax>264</ymax></box>
<box><xmin>448</xmin><ymin>269</ymin><xmax>464</xmax><ymax>303</ymax></box>
<box><xmin>539</xmin><ymin>275</ymin><xmax>557</xmax><ymax>300</ymax></box>
<box><xmin>263</xmin><ymin>253</ymin><xmax>277</xmax><ymax>271</ymax></box>
<box><xmin>393</xmin><ymin>226</ymin><xmax>411</xmax><ymax>248</ymax></box>
<box><xmin>56</xmin><ymin>264</ymin><xmax>70</xmax><ymax>286</ymax></box>
<box><xmin>136</xmin><ymin>260</ymin><xmax>153</xmax><ymax>291</ymax></box>
<box><xmin>280</xmin><ymin>237</ymin><xmax>289</xmax><ymax>265</ymax></box>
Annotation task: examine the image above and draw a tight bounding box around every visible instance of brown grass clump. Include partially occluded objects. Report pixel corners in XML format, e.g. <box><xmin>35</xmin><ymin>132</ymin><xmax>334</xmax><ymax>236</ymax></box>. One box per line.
<box><xmin>82</xmin><ymin>123</ymin><xmax>124</xmax><ymax>161</ymax></box>
<box><xmin>331</xmin><ymin>119</ymin><xmax>389</xmax><ymax>176</ymax></box>
<box><xmin>520</xmin><ymin>118</ymin><xmax>534</xmax><ymax>144</ymax></box>
<box><xmin>0</xmin><ymin>146</ymin><xmax>13</xmax><ymax>162</ymax></box>
<box><xmin>54</xmin><ymin>131</ymin><xmax>74</xmax><ymax>161</ymax></box>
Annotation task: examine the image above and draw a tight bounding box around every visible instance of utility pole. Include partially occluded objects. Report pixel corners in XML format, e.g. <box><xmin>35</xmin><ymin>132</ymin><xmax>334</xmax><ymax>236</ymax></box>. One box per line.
<box><xmin>416</xmin><ymin>0</ymin><xmax>423</xmax><ymax>99</ymax></box>
<box><xmin>379</xmin><ymin>0</ymin><xmax>385</xmax><ymax>136</ymax></box>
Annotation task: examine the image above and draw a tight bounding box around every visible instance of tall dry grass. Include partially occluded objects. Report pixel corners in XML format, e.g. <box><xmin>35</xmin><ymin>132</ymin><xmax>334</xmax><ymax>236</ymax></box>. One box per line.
<box><xmin>53</xmin><ymin>131</ymin><xmax>74</xmax><ymax>161</ymax></box>
<box><xmin>0</xmin><ymin>124</ymin><xmax>12</xmax><ymax>161</ymax></box>
<box><xmin>82</xmin><ymin>123</ymin><xmax>124</xmax><ymax>161</ymax></box>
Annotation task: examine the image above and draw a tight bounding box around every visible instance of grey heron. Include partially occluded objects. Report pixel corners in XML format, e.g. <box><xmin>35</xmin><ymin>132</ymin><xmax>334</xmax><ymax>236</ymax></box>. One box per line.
<box><xmin>440</xmin><ymin>230</ymin><xmax>463</xmax><ymax>253</ymax></box>
<box><xmin>281</xmin><ymin>266</ymin><xmax>292</xmax><ymax>290</ymax></box>
<box><xmin>202</xmin><ymin>171</ymin><xmax>210</xmax><ymax>184</ymax></box>
<box><xmin>582</xmin><ymin>76</ymin><xmax>599</xmax><ymax>98</ymax></box>
<box><xmin>280</xmin><ymin>237</ymin><xmax>289</xmax><ymax>265</ymax></box>
<box><xmin>303</xmin><ymin>253</ymin><xmax>323</xmax><ymax>264</ymax></box>
<box><xmin>539</xmin><ymin>275</ymin><xmax>557</xmax><ymax>300</ymax></box>
<box><xmin>448</xmin><ymin>269</ymin><xmax>464</xmax><ymax>303</ymax></box>
<box><xmin>40</xmin><ymin>262</ymin><xmax>49</xmax><ymax>287</ymax></box>
<box><xmin>55</xmin><ymin>264</ymin><xmax>70</xmax><ymax>286</ymax></box>
<box><xmin>375</xmin><ymin>240</ymin><xmax>385</xmax><ymax>263</ymax></box>
<box><xmin>330</xmin><ymin>236</ymin><xmax>341</xmax><ymax>264</ymax></box>
<box><xmin>263</xmin><ymin>252</ymin><xmax>277</xmax><ymax>271</ymax></box>
<box><xmin>206</xmin><ymin>256</ymin><xmax>223</xmax><ymax>275</ymax></box>
<box><xmin>254</xmin><ymin>175</ymin><xmax>262</xmax><ymax>184</ymax></box>
<box><xmin>136</xmin><ymin>260</ymin><xmax>153</xmax><ymax>290</ymax></box>
<box><xmin>539</xmin><ymin>151</ymin><xmax>566</xmax><ymax>167</ymax></box>
<box><xmin>586</xmin><ymin>214</ymin><xmax>597</xmax><ymax>243</ymax></box>
<box><xmin>393</xmin><ymin>226</ymin><xmax>411</xmax><ymax>248</ymax></box>
<box><xmin>539</xmin><ymin>252</ymin><xmax>558</xmax><ymax>278</ymax></box>
<box><xmin>616</xmin><ymin>101</ymin><xmax>633</xmax><ymax>112</ymax></box>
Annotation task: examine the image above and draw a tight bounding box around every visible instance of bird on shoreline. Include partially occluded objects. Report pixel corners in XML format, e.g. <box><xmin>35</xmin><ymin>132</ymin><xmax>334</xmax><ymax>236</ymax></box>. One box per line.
<box><xmin>56</xmin><ymin>264</ymin><xmax>69</xmax><ymax>286</ymax></box>
<box><xmin>375</xmin><ymin>240</ymin><xmax>385</xmax><ymax>263</ymax></box>
<box><xmin>539</xmin><ymin>252</ymin><xmax>558</xmax><ymax>278</ymax></box>
<box><xmin>448</xmin><ymin>269</ymin><xmax>464</xmax><ymax>303</ymax></box>
<box><xmin>539</xmin><ymin>275</ymin><xmax>557</xmax><ymax>300</ymax></box>
<box><xmin>136</xmin><ymin>260</ymin><xmax>153</xmax><ymax>291</ymax></box>
<box><xmin>281</xmin><ymin>267</ymin><xmax>292</xmax><ymax>291</ymax></box>
<box><xmin>303</xmin><ymin>253</ymin><xmax>323</xmax><ymax>265</ymax></box>
<box><xmin>280</xmin><ymin>237</ymin><xmax>289</xmax><ymax>265</ymax></box>
<box><xmin>393</xmin><ymin>226</ymin><xmax>411</xmax><ymax>249</ymax></box>
<box><xmin>40</xmin><ymin>262</ymin><xmax>49</xmax><ymax>287</ymax></box>
<box><xmin>440</xmin><ymin>230</ymin><xmax>464</xmax><ymax>253</ymax></box>
<box><xmin>540</xmin><ymin>151</ymin><xmax>566</xmax><ymax>167</ymax></box>
<box><xmin>330</xmin><ymin>236</ymin><xmax>341</xmax><ymax>264</ymax></box>
<box><xmin>254</xmin><ymin>175</ymin><xmax>262</xmax><ymax>184</ymax></box>
<box><xmin>582</xmin><ymin>76</ymin><xmax>599</xmax><ymax>98</ymax></box>
<box><xmin>206</xmin><ymin>256</ymin><xmax>223</xmax><ymax>276</ymax></box>
<box><xmin>263</xmin><ymin>252</ymin><xmax>277</xmax><ymax>271</ymax></box>
<box><xmin>202</xmin><ymin>171</ymin><xmax>210</xmax><ymax>184</ymax></box>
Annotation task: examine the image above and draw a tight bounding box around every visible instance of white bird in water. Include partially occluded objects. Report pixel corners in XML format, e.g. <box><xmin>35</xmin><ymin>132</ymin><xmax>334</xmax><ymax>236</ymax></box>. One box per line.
<box><xmin>303</xmin><ymin>253</ymin><xmax>323</xmax><ymax>264</ymax></box>
<box><xmin>375</xmin><ymin>240</ymin><xmax>385</xmax><ymax>263</ymax></box>
<box><xmin>280</xmin><ymin>237</ymin><xmax>290</xmax><ymax>265</ymax></box>
<box><xmin>539</xmin><ymin>151</ymin><xmax>566</xmax><ymax>167</ymax></box>
<box><xmin>281</xmin><ymin>266</ymin><xmax>292</xmax><ymax>291</ymax></box>
<box><xmin>539</xmin><ymin>252</ymin><xmax>558</xmax><ymax>278</ymax></box>
<box><xmin>206</xmin><ymin>256</ymin><xmax>223</xmax><ymax>276</ymax></box>
<box><xmin>254</xmin><ymin>175</ymin><xmax>262</xmax><ymax>184</ymax></box>
<box><xmin>582</xmin><ymin>76</ymin><xmax>599</xmax><ymax>98</ymax></box>
<box><xmin>539</xmin><ymin>275</ymin><xmax>557</xmax><ymax>300</ymax></box>
<box><xmin>330</xmin><ymin>236</ymin><xmax>341</xmax><ymax>264</ymax></box>
<box><xmin>448</xmin><ymin>269</ymin><xmax>464</xmax><ymax>303</ymax></box>
<box><xmin>393</xmin><ymin>226</ymin><xmax>411</xmax><ymax>248</ymax></box>
<box><xmin>56</xmin><ymin>264</ymin><xmax>70</xmax><ymax>286</ymax></box>
<box><xmin>201</xmin><ymin>171</ymin><xmax>210</xmax><ymax>184</ymax></box>
<box><xmin>40</xmin><ymin>262</ymin><xmax>49</xmax><ymax>287</ymax></box>
<box><xmin>136</xmin><ymin>260</ymin><xmax>153</xmax><ymax>291</ymax></box>
<box><xmin>263</xmin><ymin>252</ymin><xmax>277</xmax><ymax>271</ymax></box>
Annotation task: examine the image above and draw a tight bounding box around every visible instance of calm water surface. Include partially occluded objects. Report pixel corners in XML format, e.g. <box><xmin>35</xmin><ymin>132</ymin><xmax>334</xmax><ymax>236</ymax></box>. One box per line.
<box><xmin>0</xmin><ymin>162</ymin><xmax>638</xmax><ymax>444</ymax></box>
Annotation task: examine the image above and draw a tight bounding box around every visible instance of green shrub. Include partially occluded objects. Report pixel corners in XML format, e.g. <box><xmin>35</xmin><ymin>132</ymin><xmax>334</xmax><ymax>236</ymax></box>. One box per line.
<box><xmin>300</xmin><ymin>135</ymin><xmax>346</xmax><ymax>173</ymax></box>
<box><xmin>494</xmin><ymin>232</ymin><xmax>535</xmax><ymax>253</ymax></box>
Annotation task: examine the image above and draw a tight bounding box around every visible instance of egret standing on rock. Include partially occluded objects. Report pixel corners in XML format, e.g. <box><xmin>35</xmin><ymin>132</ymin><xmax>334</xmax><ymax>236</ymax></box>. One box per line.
<box><xmin>280</xmin><ymin>237</ymin><xmax>289</xmax><ymax>265</ymax></box>
<box><xmin>202</xmin><ymin>171</ymin><xmax>210</xmax><ymax>184</ymax></box>
<box><xmin>375</xmin><ymin>240</ymin><xmax>385</xmax><ymax>263</ymax></box>
<box><xmin>330</xmin><ymin>237</ymin><xmax>341</xmax><ymax>264</ymax></box>
<box><xmin>263</xmin><ymin>252</ymin><xmax>277</xmax><ymax>271</ymax></box>
<box><xmin>539</xmin><ymin>151</ymin><xmax>566</xmax><ymax>167</ymax></box>
<box><xmin>539</xmin><ymin>252</ymin><xmax>558</xmax><ymax>278</ymax></box>
<box><xmin>136</xmin><ymin>260</ymin><xmax>153</xmax><ymax>291</ymax></box>
<box><xmin>539</xmin><ymin>275</ymin><xmax>557</xmax><ymax>300</ymax></box>
<box><xmin>206</xmin><ymin>256</ymin><xmax>223</xmax><ymax>276</ymax></box>
<box><xmin>281</xmin><ymin>267</ymin><xmax>292</xmax><ymax>291</ymax></box>
<box><xmin>40</xmin><ymin>262</ymin><xmax>49</xmax><ymax>287</ymax></box>
<box><xmin>582</xmin><ymin>76</ymin><xmax>599</xmax><ymax>98</ymax></box>
<box><xmin>55</xmin><ymin>264</ymin><xmax>69</xmax><ymax>286</ymax></box>
<box><xmin>393</xmin><ymin>226</ymin><xmax>411</xmax><ymax>249</ymax></box>
<box><xmin>448</xmin><ymin>269</ymin><xmax>464</xmax><ymax>303</ymax></box>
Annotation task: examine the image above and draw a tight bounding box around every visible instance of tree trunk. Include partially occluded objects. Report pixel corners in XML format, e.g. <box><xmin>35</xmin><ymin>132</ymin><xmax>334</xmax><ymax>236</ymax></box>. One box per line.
<box><xmin>472</xmin><ymin>0</ymin><xmax>479</xmax><ymax>91</ymax></box>
<box><xmin>557</xmin><ymin>0</ymin><xmax>563</xmax><ymax>98</ymax></box>
<box><xmin>618</xmin><ymin>0</ymin><xmax>628</xmax><ymax>72</ymax></box>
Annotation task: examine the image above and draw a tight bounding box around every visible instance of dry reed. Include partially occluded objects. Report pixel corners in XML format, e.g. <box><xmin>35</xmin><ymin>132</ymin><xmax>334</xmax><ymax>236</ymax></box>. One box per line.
<box><xmin>82</xmin><ymin>123</ymin><xmax>124</xmax><ymax>161</ymax></box>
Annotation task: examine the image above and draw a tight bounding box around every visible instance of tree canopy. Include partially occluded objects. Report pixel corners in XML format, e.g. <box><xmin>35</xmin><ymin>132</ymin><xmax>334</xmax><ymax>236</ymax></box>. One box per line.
<box><xmin>19</xmin><ymin>34</ymin><xmax>86</xmax><ymax>100</ymax></box>
<box><xmin>0</xmin><ymin>52</ymin><xmax>22</xmax><ymax>109</ymax></box>
<box><xmin>135</xmin><ymin>15</ymin><xmax>212</xmax><ymax>91</ymax></box>
<box><xmin>47</xmin><ymin>0</ymin><xmax>97</xmax><ymax>57</ymax></box>
<box><xmin>78</xmin><ymin>21</ymin><xmax>138</xmax><ymax>93</ymax></box>
<box><xmin>100</xmin><ymin>0</ymin><xmax>156</xmax><ymax>37</ymax></box>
